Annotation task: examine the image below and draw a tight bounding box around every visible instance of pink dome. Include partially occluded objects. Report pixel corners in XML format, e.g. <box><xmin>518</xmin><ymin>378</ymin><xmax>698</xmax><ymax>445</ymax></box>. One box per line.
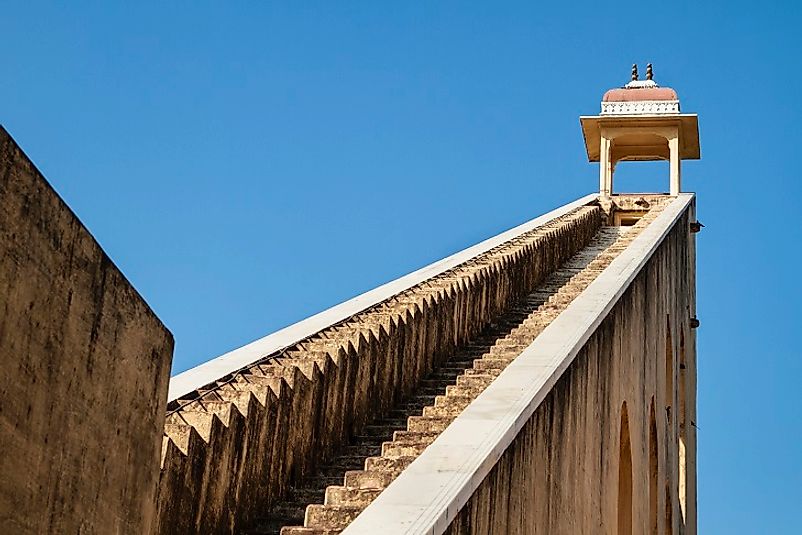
<box><xmin>603</xmin><ymin>87</ymin><xmax>678</xmax><ymax>102</ymax></box>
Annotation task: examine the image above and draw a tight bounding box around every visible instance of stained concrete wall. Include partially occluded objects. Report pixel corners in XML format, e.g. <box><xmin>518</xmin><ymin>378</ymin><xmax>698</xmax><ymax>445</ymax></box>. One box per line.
<box><xmin>0</xmin><ymin>127</ymin><xmax>174</xmax><ymax>533</ymax></box>
<box><xmin>156</xmin><ymin>205</ymin><xmax>606</xmax><ymax>534</ymax></box>
<box><xmin>444</xmin><ymin>200</ymin><xmax>697</xmax><ymax>535</ymax></box>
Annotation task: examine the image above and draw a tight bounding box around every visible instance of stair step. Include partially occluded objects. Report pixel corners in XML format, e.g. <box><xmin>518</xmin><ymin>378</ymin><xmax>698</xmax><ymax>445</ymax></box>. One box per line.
<box><xmin>407</xmin><ymin>415</ymin><xmax>453</xmax><ymax>433</ymax></box>
<box><xmin>364</xmin><ymin>455</ymin><xmax>416</xmax><ymax>473</ymax></box>
<box><xmin>280</xmin><ymin>527</ymin><xmax>340</xmax><ymax>535</ymax></box>
<box><xmin>324</xmin><ymin>486</ymin><xmax>383</xmax><ymax>507</ymax></box>
<box><xmin>381</xmin><ymin>440</ymin><xmax>428</xmax><ymax>458</ymax></box>
<box><xmin>305</xmin><ymin>504</ymin><xmax>364</xmax><ymax>530</ymax></box>
<box><xmin>343</xmin><ymin>469</ymin><xmax>396</xmax><ymax>489</ymax></box>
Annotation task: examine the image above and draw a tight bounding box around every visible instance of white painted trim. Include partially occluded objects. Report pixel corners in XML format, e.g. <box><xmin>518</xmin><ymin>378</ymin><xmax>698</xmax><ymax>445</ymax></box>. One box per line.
<box><xmin>342</xmin><ymin>193</ymin><xmax>694</xmax><ymax>535</ymax></box>
<box><xmin>168</xmin><ymin>193</ymin><xmax>599</xmax><ymax>402</ymax></box>
<box><xmin>601</xmin><ymin>100</ymin><xmax>680</xmax><ymax>115</ymax></box>
<box><xmin>623</xmin><ymin>80</ymin><xmax>658</xmax><ymax>90</ymax></box>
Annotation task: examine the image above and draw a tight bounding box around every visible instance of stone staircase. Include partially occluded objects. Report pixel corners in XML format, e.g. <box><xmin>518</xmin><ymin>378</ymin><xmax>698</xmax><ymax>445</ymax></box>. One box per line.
<box><xmin>244</xmin><ymin>321</ymin><xmax>532</xmax><ymax>534</ymax></box>
<box><xmin>156</xmin><ymin>205</ymin><xmax>606</xmax><ymax>534</ymax></box>
<box><xmin>243</xmin><ymin>204</ymin><xmax>665</xmax><ymax>535</ymax></box>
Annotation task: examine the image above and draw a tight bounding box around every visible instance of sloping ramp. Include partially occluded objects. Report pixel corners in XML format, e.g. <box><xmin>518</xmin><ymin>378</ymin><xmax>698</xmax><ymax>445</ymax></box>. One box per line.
<box><xmin>343</xmin><ymin>193</ymin><xmax>696</xmax><ymax>534</ymax></box>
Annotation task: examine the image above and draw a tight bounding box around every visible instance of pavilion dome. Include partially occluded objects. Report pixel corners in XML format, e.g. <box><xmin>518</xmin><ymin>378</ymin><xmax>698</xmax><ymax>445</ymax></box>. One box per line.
<box><xmin>600</xmin><ymin>65</ymin><xmax>680</xmax><ymax>115</ymax></box>
<box><xmin>603</xmin><ymin>82</ymin><xmax>678</xmax><ymax>102</ymax></box>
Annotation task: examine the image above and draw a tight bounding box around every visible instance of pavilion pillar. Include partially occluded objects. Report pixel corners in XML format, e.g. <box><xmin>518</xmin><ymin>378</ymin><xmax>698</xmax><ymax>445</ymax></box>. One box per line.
<box><xmin>668</xmin><ymin>128</ymin><xmax>681</xmax><ymax>195</ymax></box>
<box><xmin>599</xmin><ymin>131</ymin><xmax>613</xmax><ymax>198</ymax></box>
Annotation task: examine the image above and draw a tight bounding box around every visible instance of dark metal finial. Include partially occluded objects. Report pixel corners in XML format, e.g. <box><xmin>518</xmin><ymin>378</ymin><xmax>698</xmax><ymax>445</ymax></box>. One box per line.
<box><xmin>646</xmin><ymin>63</ymin><xmax>653</xmax><ymax>81</ymax></box>
<box><xmin>631</xmin><ymin>64</ymin><xmax>639</xmax><ymax>81</ymax></box>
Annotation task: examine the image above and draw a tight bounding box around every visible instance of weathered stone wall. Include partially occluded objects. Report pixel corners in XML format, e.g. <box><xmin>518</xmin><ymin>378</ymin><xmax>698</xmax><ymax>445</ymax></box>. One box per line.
<box><xmin>444</xmin><ymin>201</ymin><xmax>697</xmax><ymax>535</ymax></box>
<box><xmin>156</xmin><ymin>204</ymin><xmax>606</xmax><ymax>534</ymax></box>
<box><xmin>0</xmin><ymin>127</ymin><xmax>174</xmax><ymax>534</ymax></box>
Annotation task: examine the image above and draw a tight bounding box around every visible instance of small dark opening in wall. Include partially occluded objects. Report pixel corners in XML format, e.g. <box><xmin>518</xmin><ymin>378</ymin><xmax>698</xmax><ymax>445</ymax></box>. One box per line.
<box><xmin>613</xmin><ymin>210</ymin><xmax>646</xmax><ymax>227</ymax></box>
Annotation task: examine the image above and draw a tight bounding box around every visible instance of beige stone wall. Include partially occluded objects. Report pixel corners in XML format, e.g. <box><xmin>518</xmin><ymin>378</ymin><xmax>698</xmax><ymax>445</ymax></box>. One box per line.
<box><xmin>0</xmin><ymin>127</ymin><xmax>174</xmax><ymax>534</ymax></box>
<box><xmin>444</xmin><ymin>201</ymin><xmax>697</xmax><ymax>535</ymax></box>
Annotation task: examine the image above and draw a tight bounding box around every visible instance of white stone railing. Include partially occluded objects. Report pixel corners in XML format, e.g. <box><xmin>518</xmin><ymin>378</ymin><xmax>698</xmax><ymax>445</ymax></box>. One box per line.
<box><xmin>601</xmin><ymin>99</ymin><xmax>681</xmax><ymax>115</ymax></box>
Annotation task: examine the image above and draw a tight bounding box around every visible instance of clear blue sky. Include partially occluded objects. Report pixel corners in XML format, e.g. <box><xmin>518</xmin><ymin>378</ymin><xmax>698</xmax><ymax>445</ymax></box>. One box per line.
<box><xmin>3</xmin><ymin>2</ymin><xmax>800</xmax><ymax>533</ymax></box>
